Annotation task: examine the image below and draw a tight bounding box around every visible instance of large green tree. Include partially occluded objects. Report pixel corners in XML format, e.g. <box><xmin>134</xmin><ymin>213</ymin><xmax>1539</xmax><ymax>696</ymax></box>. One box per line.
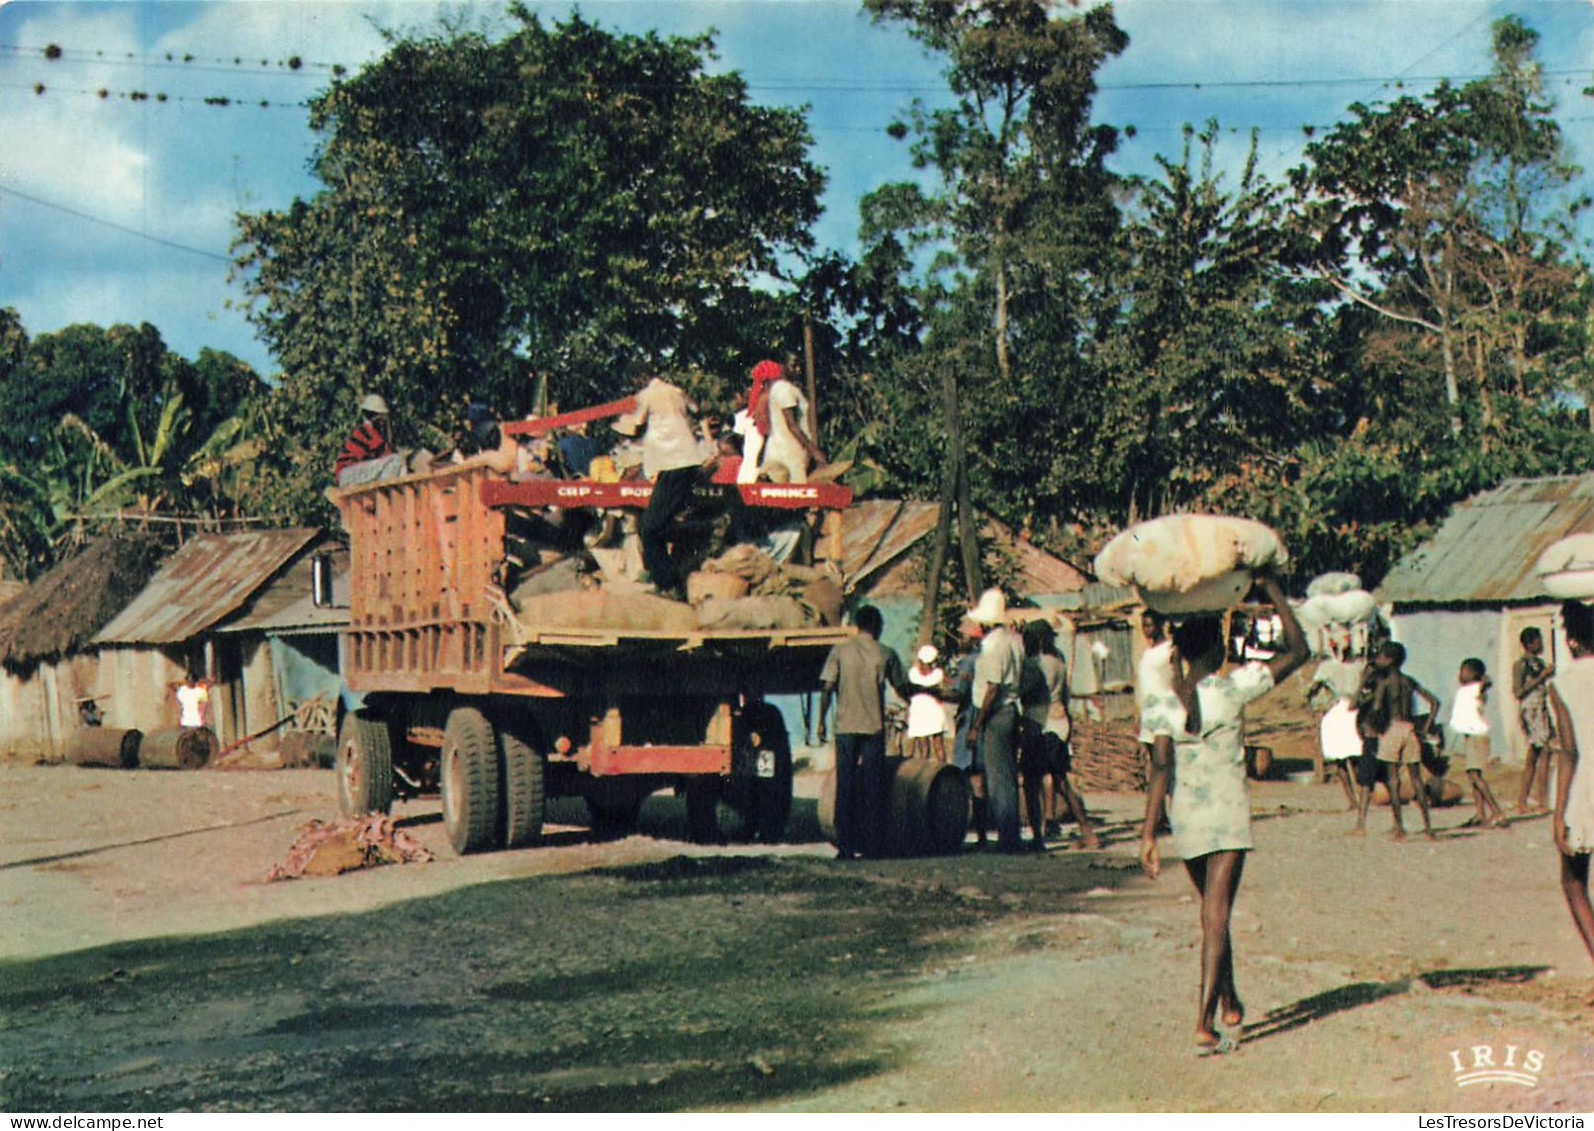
<box><xmin>233</xmin><ymin>7</ymin><xmax>825</xmax><ymax>522</ymax></box>
<box><xmin>855</xmin><ymin>0</ymin><xmax>1129</xmax><ymax>539</ymax></box>
<box><xmin>1290</xmin><ymin>15</ymin><xmax>1589</xmax><ymax>445</ymax></box>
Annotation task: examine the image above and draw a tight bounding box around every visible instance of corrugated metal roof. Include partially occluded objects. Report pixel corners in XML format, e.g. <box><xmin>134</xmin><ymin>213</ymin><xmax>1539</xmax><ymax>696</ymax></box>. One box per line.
<box><xmin>841</xmin><ymin>500</ymin><xmax>941</xmax><ymax>591</ymax></box>
<box><xmin>219</xmin><ymin>549</ymin><xmax>349</xmax><ymax>635</ymax></box>
<box><xmin>1377</xmin><ymin>475</ymin><xmax>1594</xmax><ymax>606</ymax></box>
<box><xmin>93</xmin><ymin>528</ymin><xmax>323</xmax><ymax>645</ymax></box>
<box><xmin>840</xmin><ymin>499</ymin><xmax>1089</xmax><ymax>597</ymax></box>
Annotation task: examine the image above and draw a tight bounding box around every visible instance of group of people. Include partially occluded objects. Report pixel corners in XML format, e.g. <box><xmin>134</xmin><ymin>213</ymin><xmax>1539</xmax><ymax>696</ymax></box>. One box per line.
<box><xmin>331</xmin><ymin>359</ymin><xmax>827</xmax><ymax>601</ymax></box>
<box><xmin>614</xmin><ymin>360</ymin><xmax>824</xmax><ymax>597</ymax></box>
<box><xmin>817</xmin><ymin>588</ymin><xmax>1100</xmax><ymax>861</ymax></box>
<box><xmin>1303</xmin><ymin>625</ymin><xmax>1559</xmax><ymax>841</ymax></box>
<box><xmin>1129</xmin><ymin>583</ymin><xmax>1594</xmax><ymax>1055</ymax></box>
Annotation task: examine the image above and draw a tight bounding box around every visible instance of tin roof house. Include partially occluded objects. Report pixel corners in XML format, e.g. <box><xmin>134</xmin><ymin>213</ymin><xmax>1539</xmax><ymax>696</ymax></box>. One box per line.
<box><xmin>1376</xmin><ymin>474</ymin><xmax>1594</xmax><ymax>765</ymax></box>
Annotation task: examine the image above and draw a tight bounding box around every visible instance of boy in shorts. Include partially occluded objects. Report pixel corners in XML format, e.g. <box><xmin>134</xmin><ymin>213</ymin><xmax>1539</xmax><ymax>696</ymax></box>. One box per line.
<box><xmin>1355</xmin><ymin>642</ymin><xmax>1438</xmax><ymax>841</ymax></box>
<box><xmin>1451</xmin><ymin>657</ymin><xmax>1508</xmax><ymax>829</ymax></box>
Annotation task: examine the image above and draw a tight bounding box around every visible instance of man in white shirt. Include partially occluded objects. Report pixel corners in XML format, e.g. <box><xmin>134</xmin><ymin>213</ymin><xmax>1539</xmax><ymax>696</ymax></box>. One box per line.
<box><xmin>967</xmin><ymin>588</ymin><xmax>1026</xmax><ymax>853</ymax></box>
<box><xmin>175</xmin><ymin>670</ymin><xmax>210</xmax><ymax>729</ymax></box>
<box><xmin>614</xmin><ymin>365</ymin><xmax>704</xmax><ymax>597</ymax></box>
<box><xmin>759</xmin><ymin>372</ymin><xmax>825</xmax><ymax>484</ymax></box>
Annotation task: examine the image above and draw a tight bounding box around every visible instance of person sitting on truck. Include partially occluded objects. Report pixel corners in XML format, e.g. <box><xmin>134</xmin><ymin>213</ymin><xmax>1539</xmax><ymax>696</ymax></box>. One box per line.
<box><xmin>613</xmin><ymin>363</ymin><xmax>704</xmax><ymax>600</ymax></box>
<box><xmin>334</xmin><ymin>394</ymin><xmax>405</xmax><ymax>486</ymax></box>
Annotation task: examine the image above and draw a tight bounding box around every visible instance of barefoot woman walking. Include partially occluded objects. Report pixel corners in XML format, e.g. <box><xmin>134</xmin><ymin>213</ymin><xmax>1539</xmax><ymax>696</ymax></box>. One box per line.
<box><xmin>1139</xmin><ymin>574</ymin><xmax>1309</xmax><ymax>1051</ymax></box>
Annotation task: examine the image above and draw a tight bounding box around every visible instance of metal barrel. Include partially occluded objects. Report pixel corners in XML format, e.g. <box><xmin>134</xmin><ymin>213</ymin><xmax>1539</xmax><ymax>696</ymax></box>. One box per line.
<box><xmin>817</xmin><ymin>756</ymin><xmax>970</xmax><ymax>856</ymax></box>
<box><xmin>67</xmin><ymin>728</ymin><xmax>142</xmax><ymax>769</ymax></box>
<box><xmin>140</xmin><ymin>726</ymin><xmax>219</xmax><ymax>770</ymax></box>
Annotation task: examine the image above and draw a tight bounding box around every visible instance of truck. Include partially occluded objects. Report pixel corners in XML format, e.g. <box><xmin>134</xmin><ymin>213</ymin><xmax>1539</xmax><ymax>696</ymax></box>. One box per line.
<box><xmin>328</xmin><ymin>434</ymin><xmax>855</xmax><ymax>855</ymax></box>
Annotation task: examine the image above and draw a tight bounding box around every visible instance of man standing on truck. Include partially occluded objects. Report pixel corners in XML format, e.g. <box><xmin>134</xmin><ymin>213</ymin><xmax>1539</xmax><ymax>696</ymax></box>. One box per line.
<box><xmin>614</xmin><ymin>364</ymin><xmax>705</xmax><ymax>599</ymax></box>
<box><xmin>818</xmin><ymin>604</ymin><xmax>909</xmax><ymax>859</ymax></box>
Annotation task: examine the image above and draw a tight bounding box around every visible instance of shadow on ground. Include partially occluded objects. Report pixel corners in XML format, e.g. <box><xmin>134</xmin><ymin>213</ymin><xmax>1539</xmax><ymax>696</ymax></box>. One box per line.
<box><xmin>0</xmin><ymin>851</ymin><xmax>1133</xmax><ymax>1113</ymax></box>
<box><xmin>1240</xmin><ymin>965</ymin><xmax>1554</xmax><ymax>1047</ymax></box>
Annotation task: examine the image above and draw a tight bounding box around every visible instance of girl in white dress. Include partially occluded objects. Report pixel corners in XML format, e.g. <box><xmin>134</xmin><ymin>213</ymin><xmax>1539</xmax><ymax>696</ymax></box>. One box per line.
<box><xmin>1139</xmin><ymin>574</ymin><xmax>1309</xmax><ymax>1053</ymax></box>
<box><xmin>906</xmin><ymin>645</ymin><xmax>948</xmax><ymax>761</ymax></box>
<box><xmin>1548</xmin><ymin>600</ymin><xmax>1594</xmax><ymax>966</ymax></box>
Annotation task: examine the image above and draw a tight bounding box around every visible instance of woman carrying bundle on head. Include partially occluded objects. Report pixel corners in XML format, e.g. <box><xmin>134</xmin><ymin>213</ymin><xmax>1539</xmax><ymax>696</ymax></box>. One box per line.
<box><xmin>1138</xmin><ymin>574</ymin><xmax>1309</xmax><ymax>1054</ymax></box>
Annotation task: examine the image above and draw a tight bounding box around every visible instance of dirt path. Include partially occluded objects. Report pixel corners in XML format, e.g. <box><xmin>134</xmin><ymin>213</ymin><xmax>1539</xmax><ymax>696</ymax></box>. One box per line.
<box><xmin>1</xmin><ymin>759</ymin><xmax>1591</xmax><ymax>1112</ymax></box>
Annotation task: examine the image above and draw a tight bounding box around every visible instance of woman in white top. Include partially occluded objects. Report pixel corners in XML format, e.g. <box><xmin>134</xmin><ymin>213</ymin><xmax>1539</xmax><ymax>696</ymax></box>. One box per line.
<box><xmin>1548</xmin><ymin>600</ymin><xmax>1594</xmax><ymax>966</ymax></box>
<box><xmin>1139</xmin><ymin>574</ymin><xmax>1309</xmax><ymax>1054</ymax></box>
<box><xmin>905</xmin><ymin>645</ymin><xmax>948</xmax><ymax>761</ymax></box>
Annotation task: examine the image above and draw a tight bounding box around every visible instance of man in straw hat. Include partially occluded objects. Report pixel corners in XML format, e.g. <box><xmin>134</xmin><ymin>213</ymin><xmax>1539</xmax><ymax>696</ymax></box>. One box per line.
<box><xmin>966</xmin><ymin>587</ymin><xmax>1026</xmax><ymax>853</ymax></box>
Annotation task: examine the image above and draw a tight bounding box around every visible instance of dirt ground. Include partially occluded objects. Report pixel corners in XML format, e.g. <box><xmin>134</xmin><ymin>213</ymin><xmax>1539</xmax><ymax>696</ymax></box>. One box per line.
<box><xmin>3</xmin><ymin>688</ymin><xmax>1594</xmax><ymax>1113</ymax></box>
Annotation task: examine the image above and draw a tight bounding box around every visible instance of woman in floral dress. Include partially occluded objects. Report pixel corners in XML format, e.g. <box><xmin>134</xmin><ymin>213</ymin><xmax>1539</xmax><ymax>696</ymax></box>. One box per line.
<box><xmin>1549</xmin><ymin>600</ymin><xmax>1594</xmax><ymax>967</ymax></box>
<box><xmin>1139</xmin><ymin>574</ymin><xmax>1308</xmax><ymax>1053</ymax></box>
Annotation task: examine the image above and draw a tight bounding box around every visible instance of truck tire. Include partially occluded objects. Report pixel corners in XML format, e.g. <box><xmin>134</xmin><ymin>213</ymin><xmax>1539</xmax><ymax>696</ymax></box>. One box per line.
<box><xmin>499</xmin><ymin>725</ymin><xmax>545</xmax><ymax>849</ymax></box>
<box><xmin>441</xmin><ymin>705</ymin><xmax>500</xmax><ymax>854</ymax></box>
<box><xmin>337</xmin><ymin>711</ymin><xmax>393</xmax><ymax>817</ymax></box>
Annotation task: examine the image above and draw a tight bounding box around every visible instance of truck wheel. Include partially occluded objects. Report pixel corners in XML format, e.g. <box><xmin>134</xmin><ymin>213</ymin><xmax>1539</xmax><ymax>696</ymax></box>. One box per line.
<box><xmin>500</xmin><ymin>726</ymin><xmax>545</xmax><ymax>848</ymax></box>
<box><xmin>442</xmin><ymin>705</ymin><xmax>501</xmax><ymax>854</ymax></box>
<box><xmin>336</xmin><ymin>711</ymin><xmax>393</xmax><ymax>817</ymax></box>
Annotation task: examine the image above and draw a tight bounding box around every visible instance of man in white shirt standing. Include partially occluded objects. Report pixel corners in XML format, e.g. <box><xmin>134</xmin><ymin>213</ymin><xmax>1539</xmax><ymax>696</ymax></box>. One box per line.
<box><xmin>967</xmin><ymin>588</ymin><xmax>1026</xmax><ymax>853</ymax></box>
<box><xmin>614</xmin><ymin>364</ymin><xmax>705</xmax><ymax>598</ymax></box>
<box><xmin>758</xmin><ymin>367</ymin><xmax>825</xmax><ymax>484</ymax></box>
<box><xmin>175</xmin><ymin>670</ymin><xmax>210</xmax><ymax>729</ymax></box>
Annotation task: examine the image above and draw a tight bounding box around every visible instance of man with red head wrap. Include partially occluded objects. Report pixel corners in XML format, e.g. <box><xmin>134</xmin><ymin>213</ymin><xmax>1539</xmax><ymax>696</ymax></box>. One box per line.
<box><xmin>734</xmin><ymin>359</ymin><xmax>783</xmax><ymax>485</ymax></box>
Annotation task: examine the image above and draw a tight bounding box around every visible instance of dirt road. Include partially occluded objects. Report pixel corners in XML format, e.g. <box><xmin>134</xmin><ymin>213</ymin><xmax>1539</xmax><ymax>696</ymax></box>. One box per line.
<box><xmin>2</xmin><ymin>738</ymin><xmax>1592</xmax><ymax>1112</ymax></box>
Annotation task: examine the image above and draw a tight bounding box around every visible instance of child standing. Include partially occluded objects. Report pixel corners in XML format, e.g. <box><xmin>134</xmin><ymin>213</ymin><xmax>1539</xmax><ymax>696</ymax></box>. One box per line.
<box><xmin>905</xmin><ymin>644</ymin><xmax>948</xmax><ymax>761</ymax></box>
<box><xmin>1513</xmin><ymin>627</ymin><xmax>1556</xmax><ymax>814</ymax></box>
<box><xmin>1450</xmin><ymin>657</ymin><xmax>1507</xmax><ymax>829</ymax></box>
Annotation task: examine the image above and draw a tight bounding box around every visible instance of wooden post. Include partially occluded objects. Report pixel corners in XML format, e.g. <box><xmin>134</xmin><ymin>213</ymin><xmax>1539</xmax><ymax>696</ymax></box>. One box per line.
<box><xmin>920</xmin><ymin>364</ymin><xmax>960</xmax><ymax>646</ymax></box>
<box><xmin>945</xmin><ymin>366</ymin><xmax>982</xmax><ymax>601</ymax></box>
<box><xmin>803</xmin><ymin>308</ymin><xmax>820</xmax><ymax>441</ymax></box>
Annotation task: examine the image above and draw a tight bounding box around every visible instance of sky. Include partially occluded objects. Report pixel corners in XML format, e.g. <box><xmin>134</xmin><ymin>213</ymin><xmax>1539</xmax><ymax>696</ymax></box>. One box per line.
<box><xmin>3</xmin><ymin>0</ymin><xmax>1594</xmax><ymax>379</ymax></box>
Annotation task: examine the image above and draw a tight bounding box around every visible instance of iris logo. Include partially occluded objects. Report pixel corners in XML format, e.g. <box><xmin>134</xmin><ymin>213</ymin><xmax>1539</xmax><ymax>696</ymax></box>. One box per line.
<box><xmin>1447</xmin><ymin>1044</ymin><xmax>1545</xmax><ymax>1088</ymax></box>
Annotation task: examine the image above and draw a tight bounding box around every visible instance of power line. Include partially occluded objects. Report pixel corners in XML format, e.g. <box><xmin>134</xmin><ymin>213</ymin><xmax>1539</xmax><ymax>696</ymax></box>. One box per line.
<box><xmin>0</xmin><ymin>80</ymin><xmax>307</xmax><ymax>110</ymax></box>
<box><xmin>0</xmin><ymin>184</ymin><xmax>232</xmax><ymax>264</ymax></box>
<box><xmin>0</xmin><ymin>42</ymin><xmax>344</xmax><ymax>77</ymax></box>
<box><xmin>7</xmin><ymin>36</ymin><xmax>1592</xmax><ymax>98</ymax></box>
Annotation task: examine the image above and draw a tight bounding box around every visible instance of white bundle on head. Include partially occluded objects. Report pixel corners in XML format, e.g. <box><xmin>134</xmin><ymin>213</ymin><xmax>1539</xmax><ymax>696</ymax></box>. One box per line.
<box><xmin>1093</xmin><ymin>514</ymin><xmax>1288</xmax><ymax>615</ymax></box>
<box><xmin>1306</xmin><ymin>571</ymin><xmax>1361</xmax><ymax>599</ymax></box>
<box><xmin>1535</xmin><ymin>533</ymin><xmax>1594</xmax><ymax>600</ymax></box>
<box><xmin>1299</xmin><ymin>588</ymin><xmax>1378</xmax><ymax>626</ymax></box>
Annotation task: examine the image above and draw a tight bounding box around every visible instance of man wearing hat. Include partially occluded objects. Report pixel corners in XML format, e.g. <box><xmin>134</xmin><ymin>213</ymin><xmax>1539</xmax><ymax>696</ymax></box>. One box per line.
<box><xmin>967</xmin><ymin>587</ymin><xmax>1026</xmax><ymax>853</ymax></box>
<box><xmin>334</xmin><ymin>393</ymin><xmax>404</xmax><ymax>486</ymax></box>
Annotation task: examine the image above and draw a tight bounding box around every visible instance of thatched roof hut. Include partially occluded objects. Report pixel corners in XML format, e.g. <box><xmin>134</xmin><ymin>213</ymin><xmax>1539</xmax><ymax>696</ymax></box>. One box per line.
<box><xmin>0</xmin><ymin>537</ymin><xmax>166</xmax><ymax>672</ymax></box>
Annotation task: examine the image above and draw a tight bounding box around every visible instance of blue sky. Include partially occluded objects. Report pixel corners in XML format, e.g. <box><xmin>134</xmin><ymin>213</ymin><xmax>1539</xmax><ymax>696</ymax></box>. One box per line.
<box><xmin>2</xmin><ymin>0</ymin><xmax>1593</xmax><ymax>378</ymax></box>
